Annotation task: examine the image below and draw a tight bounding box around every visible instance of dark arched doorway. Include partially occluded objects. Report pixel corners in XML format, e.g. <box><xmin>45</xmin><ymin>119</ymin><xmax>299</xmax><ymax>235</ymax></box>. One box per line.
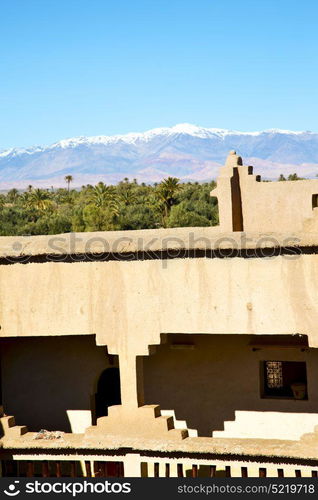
<box><xmin>95</xmin><ymin>367</ymin><xmax>121</xmax><ymax>420</ymax></box>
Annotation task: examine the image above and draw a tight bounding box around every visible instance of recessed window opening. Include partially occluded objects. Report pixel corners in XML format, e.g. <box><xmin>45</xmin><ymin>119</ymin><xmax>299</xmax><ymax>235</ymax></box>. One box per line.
<box><xmin>261</xmin><ymin>361</ymin><xmax>307</xmax><ymax>400</ymax></box>
<box><xmin>312</xmin><ymin>194</ymin><xmax>318</xmax><ymax>209</ymax></box>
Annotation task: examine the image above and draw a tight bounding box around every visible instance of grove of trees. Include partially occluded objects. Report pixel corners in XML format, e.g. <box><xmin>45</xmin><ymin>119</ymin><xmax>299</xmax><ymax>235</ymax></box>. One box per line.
<box><xmin>0</xmin><ymin>177</ymin><xmax>219</xmax><ymax>236</ymax></box>
<box><xmin>0</xmin><ymin>171</ymin><xmax>307</xmax><ymax>237</ymax></box>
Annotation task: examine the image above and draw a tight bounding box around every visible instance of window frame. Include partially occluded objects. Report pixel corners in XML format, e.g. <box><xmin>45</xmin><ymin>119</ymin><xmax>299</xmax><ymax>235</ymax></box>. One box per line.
<box><xmin>260</xmin><ymin>360</ymin><xmax>308</xmax><ymax>400</ymax></box>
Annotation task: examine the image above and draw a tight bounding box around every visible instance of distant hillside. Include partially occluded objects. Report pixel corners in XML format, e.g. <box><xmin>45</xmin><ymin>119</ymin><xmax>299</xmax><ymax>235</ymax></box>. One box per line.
<box><xmin>0</xmin><ymin>123</ymin><xmax>318</xmax><ymax>188</ymax></box>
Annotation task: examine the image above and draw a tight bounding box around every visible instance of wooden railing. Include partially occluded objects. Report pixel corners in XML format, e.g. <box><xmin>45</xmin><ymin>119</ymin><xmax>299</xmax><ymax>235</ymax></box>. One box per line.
<box><xmin>1</xmin><ymin>460</ymin><xmax>124</xmax><ymax>477</ymax></box>
<box><xmin>142</xmin><ymin>460</ymin><xmax>318</xmax><ymax>478</ymax></box>
<box><xmin>1</xmin><ymin>457</ymin><xmax>318</xmax><ymax>478</ymax></box>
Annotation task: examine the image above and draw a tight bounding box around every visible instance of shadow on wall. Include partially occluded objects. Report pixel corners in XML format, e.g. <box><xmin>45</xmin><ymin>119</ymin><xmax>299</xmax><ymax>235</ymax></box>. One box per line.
<box><xmin>95</xmin><ymin>367</ymin><xmax>121</xmax><ymax>420</ymax></box>
<box><xmin>0</xmin><ymin>335</ymin><xmax>118</xmax><ymax>432</ymax></box>
<box><xmin>143</xmin><ymin>334</ymin><xmax>317</xmax><ymax>437</ymax></box>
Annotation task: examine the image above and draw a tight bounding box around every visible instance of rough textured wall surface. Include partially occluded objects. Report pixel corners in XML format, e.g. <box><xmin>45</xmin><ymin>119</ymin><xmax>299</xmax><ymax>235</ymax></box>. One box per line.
<box><xmin>1</xmin><ymin>255</ymin><xmax>318</xmax><ymax>351</ymax></box>
<box><xmin>211</xmin><ymin>151</ymin><xmax>318</xmax><ymax>233</ymax></box>
<box><xmin>0</xmin><ymin>335</ymin><xmax>109</xmax><ymax>431</ymax></box>
<box><xmin>240</xmin><ymin>176</ymin><xmax>318</xmax><ymax>233</ymax></box>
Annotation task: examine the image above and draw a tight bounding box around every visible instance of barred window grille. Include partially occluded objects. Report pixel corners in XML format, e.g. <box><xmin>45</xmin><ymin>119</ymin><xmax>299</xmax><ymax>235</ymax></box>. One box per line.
<box><xmin>266</xmin><ymin>361</ymin><xmax>283</xmax><ymax>388</ymax></box>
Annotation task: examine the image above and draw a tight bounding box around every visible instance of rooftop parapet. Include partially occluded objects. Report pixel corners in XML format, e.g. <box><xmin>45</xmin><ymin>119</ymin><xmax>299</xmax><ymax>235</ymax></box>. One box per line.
<box><xmin>0</xmin><ymin>228</ymin><xmax>318</xmax><ymax>262</ymax></box>
<box><xmin>211</xmin><ymin>151</ymin><xmax>318</xmax><ymax>233</ymax></box>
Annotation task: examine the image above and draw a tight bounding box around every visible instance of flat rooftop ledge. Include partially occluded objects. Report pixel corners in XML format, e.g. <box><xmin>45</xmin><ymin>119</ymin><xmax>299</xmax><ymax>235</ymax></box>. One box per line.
<box><xmin>1</xmin><ymin>228</ymin><xmax>318</xmax><ymax>260</ymax></box>
<box><xmin>1</xmin><ymin>433</ymin><xmax>317</xmax><ymax>463</ymax></box>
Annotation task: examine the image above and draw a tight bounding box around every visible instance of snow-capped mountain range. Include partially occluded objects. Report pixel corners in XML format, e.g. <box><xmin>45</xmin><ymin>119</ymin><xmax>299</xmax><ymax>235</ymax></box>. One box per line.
<box><xmin>1</xmin><ymin>123</ymin><xmax>318</xmax><ymax>188</ymax></box>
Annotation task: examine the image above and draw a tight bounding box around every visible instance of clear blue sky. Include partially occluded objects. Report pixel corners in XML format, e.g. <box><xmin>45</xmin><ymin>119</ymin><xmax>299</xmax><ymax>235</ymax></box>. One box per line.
<box><xmin>1</xmin><ymin>0</ymin><xmax>317</xmax><ymax>148</ymax></box>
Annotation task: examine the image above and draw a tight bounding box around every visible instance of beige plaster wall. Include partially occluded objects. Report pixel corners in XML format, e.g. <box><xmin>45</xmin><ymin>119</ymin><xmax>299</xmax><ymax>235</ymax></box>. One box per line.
<box><xmin>0</xmin><ymin>335</ymin><xmax>110</xmax><ymax>431</ymax></box>
<box><xmin>143</xmin><ymin>334</ymin><xmax>318</xmax><ymax>437</ymax></box>
<box><xmin>240</xmin><ymin>174</ymin><xmax>318</xmax><ymax>233</ymax></box>
<box><xmin>1</xmin><ymin>255</ymin><xmax>318</xmax><ymax>352</ymax></box>
<box><xmin>211</xmin><ymin>152</ymin><xmax>318</xmax><ymax>233</ymax></box>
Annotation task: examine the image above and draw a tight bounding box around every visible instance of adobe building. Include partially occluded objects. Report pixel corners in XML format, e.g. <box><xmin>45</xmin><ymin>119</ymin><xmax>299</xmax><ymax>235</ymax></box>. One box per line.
<box><xmin>1</xmin><ymin>151</ymin><xmax>318</xmax><ymax>477</ymax></box>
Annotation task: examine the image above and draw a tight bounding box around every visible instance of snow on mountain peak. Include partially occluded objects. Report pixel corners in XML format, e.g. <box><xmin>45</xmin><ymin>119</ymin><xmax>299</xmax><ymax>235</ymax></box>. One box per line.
<box><xmin>0</xmin><ymin>124</ymin><xmax>314</xmax><ymax>157</ymax></box>
<box><xmin>44</xmin><ymin>124</ymin><xmax>304</xmax><ymax>151</ymax></box>
<box><xmin>0</xmin><ymin>124</ymin><xmax>318</xmax><ymax>188</ymax></box>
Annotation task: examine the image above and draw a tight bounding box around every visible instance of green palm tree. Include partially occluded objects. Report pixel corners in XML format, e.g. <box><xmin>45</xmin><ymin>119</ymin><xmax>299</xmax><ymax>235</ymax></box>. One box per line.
<box><xmin>29</xmin><ymin>189</ymin><xmax>52</xmax><ymax>212</ymax></box>
<box><xmin>161</xmin><ymin>177</ymin><xmax>181</xmax><ymax>194</ymax></box>
<box><xmin>7</xmin><ymin>188</ymin><xmax>19</xmax><ymax>204</ymax></box>
<box><xmin>0</xmin><ymin>194</ymin><xmax>5</xmax><ymax>210</ymax></box>
<box><xmin>91</xmin><ymin>183</ymin><xmax>118</xmax><ymax>211</ymax></box>
<box><xmin>64</xmin><ymin>175</ymin><xmax>73</xmax><ymax>192</ymax></box>
<box><xmin>119</xmin><ymin>189</ymin><xmax>137</xmax><ymax>206</ymax></box>
<box><xmin>156</xmin><ymin>177</ymin><xmax>181</xmax><ymax>221</ymax></box>
<box><xmin>21</xmin><ymin>191</ymin><xmax>32</xmax><ymax>208</ymax></box>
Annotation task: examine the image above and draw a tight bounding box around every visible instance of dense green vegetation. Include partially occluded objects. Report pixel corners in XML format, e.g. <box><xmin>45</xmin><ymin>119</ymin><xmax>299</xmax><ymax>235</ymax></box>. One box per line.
<box><xmin>0</xmin><ymin>171</ymin><xmax>307</xmax><ymax>236</ymax></box>
<box><xmin>0</xmin><ymin>177</ymin><xmax>219</xmax><ymax>236</ymax></box>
